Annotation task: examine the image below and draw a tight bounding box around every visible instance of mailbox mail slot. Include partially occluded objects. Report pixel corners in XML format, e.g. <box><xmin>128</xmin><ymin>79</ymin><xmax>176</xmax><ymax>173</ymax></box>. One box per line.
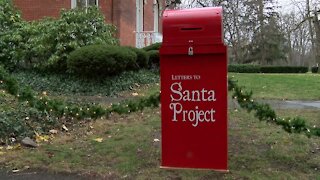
<box><xmin>160</xmin><ymin>7</ymin><xmax>228</xmax><ymax>171</ymax></box>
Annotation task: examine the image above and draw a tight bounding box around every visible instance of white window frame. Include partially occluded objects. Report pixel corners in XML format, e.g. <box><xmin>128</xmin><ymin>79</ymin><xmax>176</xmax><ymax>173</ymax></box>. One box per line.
<box><xmin>71</xmin><ymin>0</ymin><xmax>98</xmax><ymax>9</ymax></box>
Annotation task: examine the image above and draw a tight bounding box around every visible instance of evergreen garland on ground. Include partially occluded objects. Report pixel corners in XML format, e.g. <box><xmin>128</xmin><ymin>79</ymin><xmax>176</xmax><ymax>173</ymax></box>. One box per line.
<box><xmin>1</xmin><ymin>65</ymin><xmax>319</xmax><ymax>140</ymax></box>
<box><xmin>228</xmin><ymin>77</ymin><xmax>320</xmax><ymax>137</ymax></box>
<box><xmin>1</xmin><ymin>66</ymin><xmax>160</xmax><ymax>121</ymax></box>
<box><xmin>0</xmin><ymin>66</ymin><xmax>160</xmax><ymax>141</ymax></box>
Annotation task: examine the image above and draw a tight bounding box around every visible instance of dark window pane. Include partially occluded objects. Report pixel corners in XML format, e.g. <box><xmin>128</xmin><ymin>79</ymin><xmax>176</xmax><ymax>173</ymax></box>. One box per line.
<box><xmin>77</xmin><ymin>0</ymin><xmax>86</xmax><ymax>8</ymax></box>
<box><xmin>88</xmin><ymin>0</ymin><xmax>97</xmax><ymax>6</ymax></box>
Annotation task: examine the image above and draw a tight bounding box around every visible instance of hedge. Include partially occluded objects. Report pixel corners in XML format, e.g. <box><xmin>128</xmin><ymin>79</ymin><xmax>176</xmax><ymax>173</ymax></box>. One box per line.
<box><xmin>126</xmin><ymin>47</ymin><xmax>149</xmax><ymax>69</ymax></box>
<box><xmin>228</xmin><ymin>64</ymin><xmax>261</xmax><ymax>73</ymax></box>
<box><xmin>260</xmin><ymin>66</ymin><xmax>308</xmax><ymax>73</ymax></box>
<box><xmin>311</xmin><ymin>66</ymin><xmax>318</xmax><ymax>73</ymax></box>
<box><xmin>147</xmin><ymin>50</ymin><xmax>160</xmax><ymax>68</ymax></box>
<box><xmin>228</xmin><ymin>64</ymin><xmax>309</xmax><ymax>73</ymax></box>
<box><xmin>143</xmin><ymin>42</ymin><xmax>162</xmax><ymax>51</ymax></box>
<box><xmin>67</xmin><ymin>45</ymin><xmax>137</xmax><ymax>78</ymax></box>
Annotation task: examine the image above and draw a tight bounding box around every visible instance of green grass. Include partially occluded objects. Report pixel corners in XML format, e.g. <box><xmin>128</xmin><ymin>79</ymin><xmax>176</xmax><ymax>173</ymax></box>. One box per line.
<box><xmin>1</xmin><ymin>108</ymin><xmax>319</xmax><ymax>179</ymax></box>
<box><xmin>230</xmin><ymin>73</ymin><xmax>320</xmax><ymax>100</ymax></box>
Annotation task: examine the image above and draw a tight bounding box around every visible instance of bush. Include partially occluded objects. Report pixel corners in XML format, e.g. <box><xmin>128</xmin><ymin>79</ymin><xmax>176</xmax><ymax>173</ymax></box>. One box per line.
<box><xmin>0</xmin><ymin>0</ymin><xmax>21</xmax><ymax>32</ymax></box>
<box><xmin>311</xmin><ymin>66</ymin><xmax>318</xmax><ymax>73</ymax></box>
<box><xmin>147</xmin><ymin>50</ymin><xmax>160</xmax><ymax>68</ymax></box>
<box><xmin>67</xmin><ymin>45</ymin><xmax>137</xmax><ymax>78</ymax></box>
<box><xmin>0</xmin><ymin>66</ymin><xmax>19</xmax><ymax>95</ymax></box>
<box><xmin>126</xmin><ymin>47</ymin><xmax>149</xmax><ymax>69</ymax></box>
<box><xmin>228</xmin><ymin>64</ymin><xmax>261</xmax><ymax>73</ymax></box>
<box><xmin>0</xmin><ymin>6</ymin><xmax>118</xmax><ymax>72</ymax></box>
<box><xmin>260</xmin><ymin>66</ymin><xmax>308</xmax><ymax>73</ymax></box>
<box><xmin>143</xmin><ymin>42</ymin><xmax>162</xmax><ymax>51</ymax></box>
<box><xmin>0</xmin><ymin>0</ymin><xmax>23</xmax><ymax>70</ymax></box>
<box><xmin>228</xmin><ymin>64</ymin><xmax>309</xmax><ymax>74</ymax></box>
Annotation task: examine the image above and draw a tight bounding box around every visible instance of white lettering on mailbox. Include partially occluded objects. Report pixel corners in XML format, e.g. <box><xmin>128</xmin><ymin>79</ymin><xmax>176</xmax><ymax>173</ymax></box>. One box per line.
<box><xmin>169</xmin><ymin>82</ymin><xmax>216</xmax><ymax>127</ymax></box>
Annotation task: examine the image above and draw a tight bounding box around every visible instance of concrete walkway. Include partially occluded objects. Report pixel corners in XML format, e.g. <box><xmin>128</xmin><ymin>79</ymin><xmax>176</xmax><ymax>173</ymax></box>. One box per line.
<box><xmin>258</xmin><ymin>100</ymin><xmax>320</xmax><ymax>109</ymax></box>
<box><xmin>228</xmin><ymin>98</ymin><xmax>320</xmax><ymax>110</ymax></box>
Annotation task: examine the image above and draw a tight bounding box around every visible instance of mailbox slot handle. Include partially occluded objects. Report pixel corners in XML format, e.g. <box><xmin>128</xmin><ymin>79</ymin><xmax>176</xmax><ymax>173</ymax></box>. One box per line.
<box><xmin>180</xmin><ymin>27</ymin><xmax>203</xmax><ymax>31</ymax></box>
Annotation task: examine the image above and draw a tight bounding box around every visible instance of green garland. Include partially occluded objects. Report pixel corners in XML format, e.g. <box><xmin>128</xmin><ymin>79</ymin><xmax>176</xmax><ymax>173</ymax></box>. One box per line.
<box><xmin>1</xmin><ymin>66</ymin><xmax>160</xmax><ymax>121</ymax></box>
<box><xmin>1</xmin><ymin>66</ymin><xmax>319</xmax><ymax>138</ymax></box>
<box><xmin>229</xmin><ymin>77</ymin><xmax>320</xmax><ymax>137</ymax></box>
<box><xmin>0</xmin><ymin>66</ymin><xmax>160</xmax><ymax>142</ymax></box>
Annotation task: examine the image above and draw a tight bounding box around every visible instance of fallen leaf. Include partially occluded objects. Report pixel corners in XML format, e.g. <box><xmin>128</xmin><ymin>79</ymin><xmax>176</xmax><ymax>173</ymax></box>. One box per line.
<box><xmin>35</xmin><ymin>135</ymin><xmax>49</xmax><ymax>143</ymax></box>
<box><xmin>35</xmin><ymin>131</ymin><xmax>49</xmax><ymax>142</ymax></box>
<box><xmin>93</xmin><ymin>138</ymin><xmax>103</xmax><ymax>143</ymax></box>
<box><xmin>12</xmin><ymin>169</ymin><xmax>20</xmax><ymax>173</ymax></box>
<box><xmin>132</xmin><ymin>92</ymin><xmax>139</xmax><ymax>96</ymax></box>
<box><xmin>10</xmin><ymin>138</ymin><xmax>16</xmax><ymax>143</ymax></box>
<box><xmin>6</xmin><ymin>146</ymin><xmax>13</xmax><ymax>150</ymax></box>
<box><xmin>49</xmin><ymin>129</ymin><xmax>58</xmax><ymax>134</ymax></box>
<box><xmin>0</xmin><ymin>151</ymin><xmax>5</xmax><ymax>155</ymax></box>
<box><xmin>62</xmin><ymin>125</ymin><xmax>69</xmax><ymax>131</ymax></box>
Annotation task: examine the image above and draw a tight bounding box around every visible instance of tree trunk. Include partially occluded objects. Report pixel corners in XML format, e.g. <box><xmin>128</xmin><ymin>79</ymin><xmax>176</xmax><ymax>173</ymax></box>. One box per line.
<box><xmin>313</xmin><ymin>10</ymin><xmax>320</xmax><ymax>72</ymax></box>
<box><xmin>306</xmin><ymin>0</ymin><xmax>316</xmax><ymax>66</ymax></box>
<box><xmin>257</xmin><ymin>0</ymin><xmax>266</xmax><ymax>65</ymax></box>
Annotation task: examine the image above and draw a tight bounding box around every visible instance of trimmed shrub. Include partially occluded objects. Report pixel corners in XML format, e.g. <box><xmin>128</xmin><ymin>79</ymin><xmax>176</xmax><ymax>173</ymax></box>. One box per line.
<box><xmin>67</xmin><ymin>45</ymin><xmax>137</xmax><ymax>78</ymax></box>
<box><xmin>228</xmin><ymin>64</ymin><xmax>261</xmax><ymax>73</ymax></box>
<box><xmin>147</xmin><ymin>50</ymin><xmax>160</xmax><ymax>68</ymax></box>
<box><xmin>0</xmin><ymin>6</ymin><xmax>118</xmax><ymax>72</ymax></box>
<box><xmin>143</xmin><ymin>42</ymin><xmax>162</xmax><ymax>51</ymax></box>
<box><xmin>311</xmin><ymin>66</ymin><xmax>319</xmax><ymax>73</ymax></box>
<box><xmin>228</xmin><ymin>65</ymin><xmax>309</xmax><ymax>74</ymax></box>
<box><xmin>260</xmin><ymin>66</ymin><xmax>308</xmax><ymax>73</ymax></box>
<box><xmin>126</xmin><ymin>47</ymin><xmax>149</xmax><ymax>69</ymax></box>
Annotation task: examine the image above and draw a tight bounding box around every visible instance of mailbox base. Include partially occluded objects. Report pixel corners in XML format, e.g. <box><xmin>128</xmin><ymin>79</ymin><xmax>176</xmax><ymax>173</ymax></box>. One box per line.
<box><xmin>160</xmin><ymin>166</ymin><xmax>230</xmax><ymax>173</ymax></box>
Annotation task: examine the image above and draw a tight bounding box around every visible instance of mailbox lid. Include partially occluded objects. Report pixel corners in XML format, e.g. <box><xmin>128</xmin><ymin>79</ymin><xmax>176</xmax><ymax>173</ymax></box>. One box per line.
<box><xmin>162</xmin><ymin>7</ymin><xmax>223</xmax><ymax>44</ymax></box>
<box><xmin>161</xmin><ymin>7</ymin><xmax>225</xmax><ymax>55</ymax></box>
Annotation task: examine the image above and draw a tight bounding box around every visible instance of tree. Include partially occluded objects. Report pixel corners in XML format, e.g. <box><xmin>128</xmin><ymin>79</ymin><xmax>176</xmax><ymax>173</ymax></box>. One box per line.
<box><xmin>285</xmin><ymin>0</ymin><xmax>320</xmax><ymax>69</ymax></box>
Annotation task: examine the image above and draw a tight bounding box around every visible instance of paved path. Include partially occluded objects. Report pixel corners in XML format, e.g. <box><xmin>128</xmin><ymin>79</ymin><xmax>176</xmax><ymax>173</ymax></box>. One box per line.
<box><xmin>229</xmin><ymin>98</ymin><xmax>320</xmax><ymax>110</ymax></box>
<box><xmin>257</xmin><ymin>100</ymin><xmax>320</xmax><ymax>109</ymax></box>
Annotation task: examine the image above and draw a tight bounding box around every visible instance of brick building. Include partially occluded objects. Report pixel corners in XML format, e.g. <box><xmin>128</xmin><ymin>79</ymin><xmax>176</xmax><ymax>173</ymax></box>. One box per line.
<box><xmin>13</xmin><ymin>0</ymin><xmax>164</xmax><ymax>47</ymax></box>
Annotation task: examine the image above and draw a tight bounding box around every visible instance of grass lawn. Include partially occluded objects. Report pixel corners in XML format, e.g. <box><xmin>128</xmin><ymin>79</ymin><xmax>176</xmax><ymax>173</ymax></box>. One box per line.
<box><xmin>1</xmin><ymin>72</ymin><xmax>320</xmax><ymax>179</ymax></box>
<box><xmin>230</xmin><ymin>73</ymin><xmax>320</xmax><ymax>100</ymax></box>
<box><xmin>1</xmin><ymin>108</ymin><xmax>319</xmax><ymax>179</ymax></box>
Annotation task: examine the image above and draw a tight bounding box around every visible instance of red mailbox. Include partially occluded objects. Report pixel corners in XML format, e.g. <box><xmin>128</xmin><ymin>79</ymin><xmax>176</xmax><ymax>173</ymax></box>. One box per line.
<box><xmin>160</xmin><ymin>7</ymin><xmax>228</xmax><ymax>171</ymax></box>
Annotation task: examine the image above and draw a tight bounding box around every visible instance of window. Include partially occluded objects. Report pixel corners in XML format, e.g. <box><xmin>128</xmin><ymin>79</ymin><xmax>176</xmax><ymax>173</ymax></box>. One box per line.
<box><xmin>72</xmin><ymin>0</ymin><xmax>98</xmax><ymax>8</ymax></box>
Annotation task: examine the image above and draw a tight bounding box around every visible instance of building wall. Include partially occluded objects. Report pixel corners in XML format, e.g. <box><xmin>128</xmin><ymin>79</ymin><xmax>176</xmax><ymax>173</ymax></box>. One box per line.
<box><xmin>13</xmin><ymin>0</ymin><xmax>71</xmax><ymax>21</ymax></box>
<box><xmin>113</xmin><ymin>0</ymin><xmax>136</xmax><ymax>46</ymax></box>
<box><xmin>13</xmin><ymin>0</ymin><xmax>160</xmax><ymax>47</ymax></box>
<box><xmin>99</xmin><ymin>0</ymin><xmax>112</xmax><ymax>23</ymax></box>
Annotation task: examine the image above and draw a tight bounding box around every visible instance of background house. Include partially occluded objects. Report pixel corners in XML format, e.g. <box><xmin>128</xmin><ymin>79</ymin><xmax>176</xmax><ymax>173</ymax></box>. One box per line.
<box><xmin>13</xmin><ymin>0</ymin><xmax>164</xmax><ymax>47</ymax></box>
